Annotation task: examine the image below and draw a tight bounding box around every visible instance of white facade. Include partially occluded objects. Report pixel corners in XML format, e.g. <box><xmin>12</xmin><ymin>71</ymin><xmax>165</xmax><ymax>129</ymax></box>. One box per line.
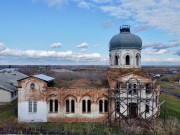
<box><xmin>18</xmin><ymin>101</ymin><xmax>47</xmax><ymax>122</ymax></box>
<box><xmin>109</xmin><ymin>49</ymin><xmax>141</xmax><ymax>68</ymax></box>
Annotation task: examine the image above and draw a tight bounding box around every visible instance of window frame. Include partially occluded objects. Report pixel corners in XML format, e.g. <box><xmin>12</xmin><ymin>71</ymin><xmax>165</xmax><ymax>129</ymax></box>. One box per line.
<box><xmin>28</xmin><ymin>100</ymin><xmax>37</xmax><ymax>113</ymax></box>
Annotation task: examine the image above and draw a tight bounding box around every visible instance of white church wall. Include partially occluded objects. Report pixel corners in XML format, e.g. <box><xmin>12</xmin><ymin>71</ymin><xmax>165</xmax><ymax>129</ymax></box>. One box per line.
<box><xmin>18</xmin><ymin>101</ymin><xmax>47</xmax><ymax>122</ymax></box>
<box><xmin>110</xmin><ymin>49</ymin><xmax>141</xmax><ymax>68</ymax></box>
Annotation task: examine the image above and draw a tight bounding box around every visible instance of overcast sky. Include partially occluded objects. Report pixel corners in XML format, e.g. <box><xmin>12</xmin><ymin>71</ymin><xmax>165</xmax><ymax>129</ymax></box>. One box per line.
<box><xmin>0</xmin><ymin>0</ymin><xmax>180</xmax><ymax>65</ymax></box>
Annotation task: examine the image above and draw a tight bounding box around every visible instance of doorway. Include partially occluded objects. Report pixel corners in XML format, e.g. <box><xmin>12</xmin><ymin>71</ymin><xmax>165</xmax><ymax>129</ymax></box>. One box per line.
<box><xmin>129</xmin><ymin>103</ymin><xmax>138</xmax><ymax>118</ymax></box>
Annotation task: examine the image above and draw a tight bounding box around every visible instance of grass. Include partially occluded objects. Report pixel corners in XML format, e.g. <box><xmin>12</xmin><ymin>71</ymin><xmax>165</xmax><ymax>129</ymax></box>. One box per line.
<box><xmin>0</xmin><ymin>103</ymin><xmax>123</xmax><ymax>134</ymax></box>
<box><xmin>160</xmin><ymin>92</ymin><xmax>180</xmax><ymax>119</ymax></box>
<box><xmin>28</xmin><ymin>122</ymin><xmax>123</xmax><ymax>134</ymax></box>
<box><xmin>0</xmin><ymin>104</ymin><xmax>16</xmax><ymax>124</ymax></box>
<box><xmin>159</xmin><ymin>81</ymin><xmax>180</xmax><ymax>93</ymax></box>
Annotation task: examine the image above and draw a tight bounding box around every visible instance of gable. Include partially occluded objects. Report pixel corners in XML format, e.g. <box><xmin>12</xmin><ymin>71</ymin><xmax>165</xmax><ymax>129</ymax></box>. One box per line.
<box><xmin>18</xmin><ymin>76</ymin><xmax>47</xmax><ymax>92</ymax></box>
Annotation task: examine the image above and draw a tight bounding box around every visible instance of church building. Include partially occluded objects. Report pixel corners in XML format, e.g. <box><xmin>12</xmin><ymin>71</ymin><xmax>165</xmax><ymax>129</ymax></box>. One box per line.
<box><xmin>18</xmin><ymin>25</ymin><xmax>160</xmax><ymax>124</ymax></box>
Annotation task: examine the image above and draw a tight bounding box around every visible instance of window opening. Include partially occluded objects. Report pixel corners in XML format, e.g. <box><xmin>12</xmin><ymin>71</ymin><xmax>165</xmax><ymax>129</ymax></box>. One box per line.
<box><xmin>66</xmin><ymin>100</ymin><xmax>69</xmax><ymax>113</ymax></box>
<box><xmin>125</xmin><ymin>55</ymin><xmax>130</xmax><ymax>65</ymax></box>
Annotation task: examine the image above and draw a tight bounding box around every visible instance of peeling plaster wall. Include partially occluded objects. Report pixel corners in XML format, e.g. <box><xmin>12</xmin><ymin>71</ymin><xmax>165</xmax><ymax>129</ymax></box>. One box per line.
<box><xmin>46</xmin><ymin>88</ymin><xmax>109</xmax><ymax>122</ymax></box>
<box><xmin>18</xmin><ymin>77</ymin><xmax>47</xmax><ymax>122</ymax></box>
<box><xmin>18</xmin><ymin>77</ymin><xmax>109</xmax><ymax>123</ymax></box>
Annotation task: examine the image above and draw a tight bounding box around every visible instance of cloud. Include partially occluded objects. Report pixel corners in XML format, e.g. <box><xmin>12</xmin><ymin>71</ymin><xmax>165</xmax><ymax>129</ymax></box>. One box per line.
<box><xmin>80</xmin><ymin>48</ymin><xmax>87</xmax><ymax>52</ymax></box>
<box><xmin>99</xmin><ymin>0</ymin><xmax>180</xmax><ymax>34</ymax></box>
<box><xmin>76</xmin><ymin>42</ymin><xmax>88</xmax><ymax>48</ymax></box>
<box><xmin>143</xmin><ymin>58</ymin><xmax>180</xmax><ymax>63</ymax></box>
<box><xmin>175</xmin><ymin>49</ymin><xmax>180</xmax><ymax>56</ymax></box>
<box><xmin>0</xmin><ymin>44</ymin><xmax>107</xmax><ymax>64</ymax></box>
<box><xmin>50</xmin><ymin>42</ymin><xmax>63</xmax><ymax>48</ymax></box>
<box><xmin>0</xmin><ymin>42</ymin><xmax>6</xmax><ymax>51</ymax></box>
<box><xmin>33</xmin><ymin>0</ymin><xmax>68</xmax><ymax>7</ymax></box>
<box><xmin>143</xmin><ymin>39</ymin><xmax>180</xmax><ymax>50</ymax></box>
<box><xmin>134</xmin><ymin>25</ymin><xmax>151</xmax><ymax>32</ymax></box>
<box><xmin>145</xmin><ymin>49</ymin><xmax>168</xmax><ymax>55</ymax></box>
<box><xmin>102</xmin><ymin>20</ymin><xmax>118</xmax><ymax>28</ymax></box>
<box><xmin>78</xmin><ymin>1</ymin><xmax>91</xmax><ymax>9</ymax></box>
<box><xmin>91</xmin><ymin>0</ymin><xmax>112</xmax><ymax>4</ymax></box>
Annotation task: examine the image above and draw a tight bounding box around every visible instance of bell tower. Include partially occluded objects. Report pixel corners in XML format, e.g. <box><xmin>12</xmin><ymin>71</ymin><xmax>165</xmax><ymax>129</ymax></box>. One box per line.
<box><xmin>109</xmin><ymin>25</ymin><xmax>142</xmax><ymax>68</ymax></box>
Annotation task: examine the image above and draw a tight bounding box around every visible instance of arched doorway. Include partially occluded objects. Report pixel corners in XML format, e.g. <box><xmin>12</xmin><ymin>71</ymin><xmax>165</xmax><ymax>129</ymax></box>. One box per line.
<box><xmin>125</xmin><ymin>55</ymin><xmax>130</xmax><ymax>65</ymax></box>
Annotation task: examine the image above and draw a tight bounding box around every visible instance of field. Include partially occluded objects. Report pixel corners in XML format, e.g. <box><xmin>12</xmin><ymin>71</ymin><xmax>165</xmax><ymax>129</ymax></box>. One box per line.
<box><xmin>160</xmin><ymin>93</ymin><xmax>180</xmax><ymax>119</ymax></box>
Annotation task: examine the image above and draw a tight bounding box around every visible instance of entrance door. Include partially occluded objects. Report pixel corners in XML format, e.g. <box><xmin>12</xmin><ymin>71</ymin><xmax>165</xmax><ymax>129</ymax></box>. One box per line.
<box><xmin>129</xmin><ymin>103</ymin><xmax>138</xmax><ymax>118</ymax></box>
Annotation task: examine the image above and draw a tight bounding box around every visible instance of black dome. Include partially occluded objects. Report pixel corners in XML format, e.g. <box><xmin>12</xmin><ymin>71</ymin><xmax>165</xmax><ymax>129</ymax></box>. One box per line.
<box><xmin>109</xmin><ymin>26</ymin><xmax>142</xmax><ymax>50</ymax></box>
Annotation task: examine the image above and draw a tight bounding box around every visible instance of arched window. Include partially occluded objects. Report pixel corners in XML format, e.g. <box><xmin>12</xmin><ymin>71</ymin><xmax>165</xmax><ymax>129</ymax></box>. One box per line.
<box><xmin>87</xmin><ymin>100</ymin><xmax>91</xmax><ymax>112</ymax></box>
<box><xmin>49</xmin><ymin>99</ymin><xmax>59</xmax><ymax>113</ymax></box>
<box><xmin>82</xmin><ymin>100</ymin><xmax>86</xmax><ymax>113</ymax></box>
<box><xmin>71</xmin><ymin>100</ymin><xmax>75</xmax><ymax>113</ymax></box>
<box><xmin>128</xmin><ymin>84</ymin><xmax>132</xmax><ymax>94</ymax></box>
<box><xmin>50</xmin><ymin>100</ymin><xmax>53</xmax><ymax>112</ymax></box>
<box><xmin>66</xmin><ymin>99</ymin><xmax>75</xmax><ymax>113</ymax></box>
<box><xmin>125</xmin><ymin>55</ymin><xmax>130</xmax><ymax>65</ymax></box>
<box><xmin>55</xmin><ymin>100</ymin><xmax>58</xmax><ymax>112</ymax></box>
<box><xmin>99</xmin><ymin>100</ymin><xmax>103</xmax><ymax>113</ymax></box>
<box><xmin>65</xmin><ymin>96</ymin><xmax>76</xmax><ymax>113</ymax></box>
<box><xmin>30</xmin><ymin>83</ymin><xmax>35</xmax><ymax>89</ymax></box>
<box><xmin>133</xmin><ymin>84</ymin><xmax>137</xmax><ymax>94</ymax></box>
<box><xmin>82</xmin><ymin>99</ymin><xmax>91</xmax><ymax>113</ymax></box>
<box><xmin>136</xmin><ymin>54</ymin><xmax>140</xmax><ymax>66</ymax></box>
<box><xmin>99</xmin><ymin>99</ymin><xmax>108</xmax><ymax>113</ymax></box>
<box><xmin>81</xmin><ymin>96</ymin><xmax>91</xmax><ymax>114</ymax></box>
<box><xmin>66</xmin><ymin>100</ymin><xmax>69</xmax><ymax>113</ymax></box>
<box><xmin>104</xmin><ymin>100</ymin><xmax>108</xmax><ymax>112</ymax></box>
<box><xmin>115</xmin><ymin>55</ymin><xmax>118</xmax><ymax>65</ymax></box>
